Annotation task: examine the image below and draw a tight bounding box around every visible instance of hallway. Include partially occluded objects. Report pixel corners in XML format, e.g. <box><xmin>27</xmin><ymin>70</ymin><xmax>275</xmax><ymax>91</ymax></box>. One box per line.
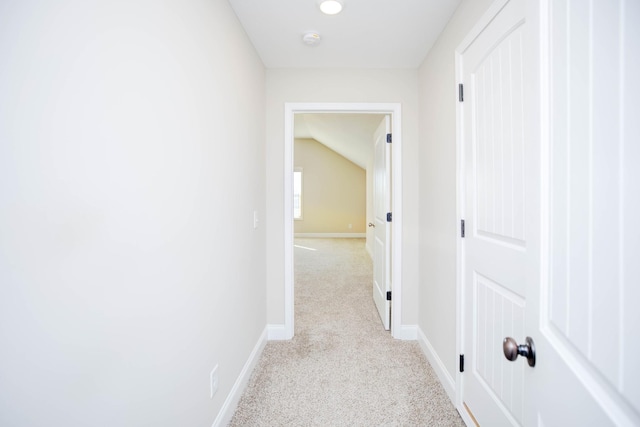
<box><xmin>230</xmin><ymin>239</ymin><xmax>464</xmax><ymax>426</ymax></box>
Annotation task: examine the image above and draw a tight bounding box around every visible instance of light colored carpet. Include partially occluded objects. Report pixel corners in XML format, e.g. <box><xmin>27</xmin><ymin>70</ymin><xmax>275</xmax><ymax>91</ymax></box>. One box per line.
<box><xmin>230</xmin><ymin>238</ymin><xmax>465</xmax><ymax>426</ymax></box>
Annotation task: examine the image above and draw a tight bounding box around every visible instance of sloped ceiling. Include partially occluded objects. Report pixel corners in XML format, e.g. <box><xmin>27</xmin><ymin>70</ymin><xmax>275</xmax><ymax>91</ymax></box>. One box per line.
<box><xmin>294</xmin><ymin>114</ymin><xmax>385</xmax><ymax>169</ymax></box>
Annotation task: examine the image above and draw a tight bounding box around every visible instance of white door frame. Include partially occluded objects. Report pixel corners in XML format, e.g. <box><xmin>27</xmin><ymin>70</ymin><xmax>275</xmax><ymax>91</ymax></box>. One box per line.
<box><xmin>283</xmin><ymin>102</ymin><xmax>403</xmax><ymax>339</ymax></box>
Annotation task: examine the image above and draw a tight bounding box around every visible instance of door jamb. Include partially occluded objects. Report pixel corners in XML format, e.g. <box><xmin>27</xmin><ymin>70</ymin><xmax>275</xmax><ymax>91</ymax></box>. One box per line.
<box><xmin>283</xmin><ymin>102</ymin><xmax>403</xmax><ymax>339</ymax></box>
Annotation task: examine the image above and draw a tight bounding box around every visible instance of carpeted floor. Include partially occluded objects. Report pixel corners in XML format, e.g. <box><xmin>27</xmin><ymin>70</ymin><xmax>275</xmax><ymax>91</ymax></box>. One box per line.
<box><xmin>229</xmin><ymin>238</ymin><xmax>465</xmax><ymax>426</ymax></box>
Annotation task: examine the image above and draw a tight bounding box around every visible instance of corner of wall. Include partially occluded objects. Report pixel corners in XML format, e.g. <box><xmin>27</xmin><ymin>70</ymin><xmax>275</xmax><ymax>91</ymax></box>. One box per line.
<box><xmin>417</xmin><ymin>326</ymin><xmax>456</xmax><ymax>403</ymax></box>
<box><xmin>395</xmin><ymin>324</ymin><xmax>418</xmax><ymax>340</ymax></box>
<box><xmin>266</xmin><ymin>324</ymin><xmax>290</xmax><ymax>341</ymax></box>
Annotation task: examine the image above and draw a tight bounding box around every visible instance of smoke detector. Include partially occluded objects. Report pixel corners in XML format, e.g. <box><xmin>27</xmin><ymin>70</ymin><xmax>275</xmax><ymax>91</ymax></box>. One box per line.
<box><xmin>302</xmin><ymin>32</ymin><xmax>321</xmax><ymax>46</ymax></box>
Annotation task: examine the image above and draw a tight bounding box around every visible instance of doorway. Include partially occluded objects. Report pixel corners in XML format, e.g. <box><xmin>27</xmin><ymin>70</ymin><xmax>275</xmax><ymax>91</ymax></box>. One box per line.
<box><xmin>283</xmin><ymin>103</ymin><xmax>403</xmax><ymax>339</ymax></box>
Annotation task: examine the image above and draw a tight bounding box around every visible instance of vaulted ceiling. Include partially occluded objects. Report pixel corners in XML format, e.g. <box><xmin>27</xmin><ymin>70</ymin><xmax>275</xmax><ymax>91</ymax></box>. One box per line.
<box><xmin>294</xmin><ymin>114</ymin><xmax>385</xmax><ymax>169</ymax></box>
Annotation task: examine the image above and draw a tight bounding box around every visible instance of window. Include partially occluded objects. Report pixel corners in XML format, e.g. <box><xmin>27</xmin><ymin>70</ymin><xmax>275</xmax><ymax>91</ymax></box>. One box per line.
<box><xmin>293</xmin><ymin>168</ymin><xmax>303</xmax><ymax>220</ymax></box>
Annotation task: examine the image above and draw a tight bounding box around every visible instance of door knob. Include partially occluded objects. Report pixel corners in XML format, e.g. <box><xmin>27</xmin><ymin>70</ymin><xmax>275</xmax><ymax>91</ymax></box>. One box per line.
<box><xmin>503</xmin><ymin>336</ymin><xmax>536</xmax><ymax>367</ymax></box>
<box><xmin>368</xmin><ymin>222</ymin><xmax>375</xmax><ymax>227</ymax></box>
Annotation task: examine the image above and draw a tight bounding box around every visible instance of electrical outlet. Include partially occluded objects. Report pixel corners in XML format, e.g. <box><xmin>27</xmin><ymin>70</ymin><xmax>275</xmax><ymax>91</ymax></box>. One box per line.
<box><xmin>210</xmin><ymin>364</ymin><xmax>219</xmax><ymax>398</ymax></box>
<box><xmin>348</xmin><ymin>223</ymin><xmax>352</xmax><ymax>229</ymax></box>
<box><xmin>253</xmin><ymin>211</ymin><xmax>259</xmax><ymax>229</ymax></box>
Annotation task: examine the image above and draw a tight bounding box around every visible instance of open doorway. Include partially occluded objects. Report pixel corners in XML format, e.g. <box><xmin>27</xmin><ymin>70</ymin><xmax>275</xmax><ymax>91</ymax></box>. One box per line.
<box><xmin>293</xmin><ymin>113</ymin><xmax>379</xmax><ymax>240</ymax></box>
<box><xmin>283</xmin><ymin>103</ymin><xmax>403</xmax><ymax>339</ymax></box>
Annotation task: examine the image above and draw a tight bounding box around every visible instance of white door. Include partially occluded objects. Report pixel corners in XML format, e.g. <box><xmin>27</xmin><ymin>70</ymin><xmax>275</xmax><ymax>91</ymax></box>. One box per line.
<box><xmin>460</xmin><ymin>0</ymin><xmax>529</xmax><ymax>424</ymax></box>
<box><xmin>373</xmin><ymin>116</ymin><xmax>391</xmax><ymax>330</ymax></box>
<box><xmin>460</xmin><ymin>0</ymin><xmax>640</xmax><ymax>426</ymax></box>
<box><xmin>528</xmin><ymin>0</ymin><xmax>640</xmax><ymax>425</ymax></box>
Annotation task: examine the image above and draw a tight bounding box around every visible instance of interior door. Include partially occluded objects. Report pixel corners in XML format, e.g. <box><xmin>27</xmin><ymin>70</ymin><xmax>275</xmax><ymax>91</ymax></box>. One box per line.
<box><xmin>461</xmin><ymin>0</ymin><xmax>640</xmax><ymax>425</ymax></box>
<box><xmin>460</xmin><ymin>0</ymin><xmax>530</xmax><ymax>424</ymax></box>
<box><xmin>527</xmin><ymin>1</ymin><xmax>640</xmax><ymax>425</ymax></box>
<box><xmin>373</xmin><ymin>115</ymin><xmax>391</xmax><ymax>330</ymax></box>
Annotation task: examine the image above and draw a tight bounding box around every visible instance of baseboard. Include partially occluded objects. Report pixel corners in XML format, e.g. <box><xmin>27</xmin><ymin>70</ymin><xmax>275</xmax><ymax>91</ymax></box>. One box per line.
<box><xmin>267</xmin><ymin>324</ymin><xmax>289</xmax><ymax>340</ymax></box>
<box><xmin>417</xmin><ymin>326</ymin><xmax>456</xmax><ymax>404</ymax></box>
<box><xmin>294</xmin><ymin>233</ymin><xmax>366</xmax><ymax>238</ymax></box>
<box><xmin>212</xmin><ymin>327</ymin><xmax>267</xmax><ymax>427</ymax></box>
<box><xmin>395</xmin><ymin>324</ymin><xmax>418</xmax><ymax>340</ymax></box>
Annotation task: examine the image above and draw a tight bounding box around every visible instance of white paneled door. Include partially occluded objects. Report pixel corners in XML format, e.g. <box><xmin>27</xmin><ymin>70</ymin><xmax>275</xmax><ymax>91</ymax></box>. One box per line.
<box><xmin>459</xmin><ymin>0</ymin><xmax>639</xmax><ymax>425</ymax></box>
<box><xmin>530</xmin><ymin>0</ymin><xmax>639</xmax><ymax>425</ymax></box>
<box><xmin>460</xmin><ymin>0</ymin><xmax>529</xmax><ymax>424</ymax></box>
<box><xmin>373</xmin><ymin>116</ymin><xmax>391</xmax><ymax>330</ymax></box>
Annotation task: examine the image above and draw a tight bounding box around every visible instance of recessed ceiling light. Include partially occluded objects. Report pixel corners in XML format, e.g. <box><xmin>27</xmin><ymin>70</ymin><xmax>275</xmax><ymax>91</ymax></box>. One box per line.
<box><xmin>319</xmin><ymin>0</ymin><xmax>343</xmax><ymax>15</ymax></box>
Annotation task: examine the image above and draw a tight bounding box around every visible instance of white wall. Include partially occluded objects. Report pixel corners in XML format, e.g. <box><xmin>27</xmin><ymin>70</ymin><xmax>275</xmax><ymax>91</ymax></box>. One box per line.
<box><xmin>0</xmin><ymin>1</ymin><xmax>266</xmax><ymax>425</ymax></box>
<box><xmin>266</xmin><ymin>69</ymin><xmax>420</xmax><ymax>328</ymax></box>
<box><xmin>417</xmin><ymin>0</ymin><xmax>493</xmax><ymax>383</ymax></box>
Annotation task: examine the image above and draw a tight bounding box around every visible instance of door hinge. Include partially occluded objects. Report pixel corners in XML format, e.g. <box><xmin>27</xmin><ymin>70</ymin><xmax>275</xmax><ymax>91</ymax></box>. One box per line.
<box><xmin>458</xmin><ymin>83</ymin><xmax>464</xmax><ymax>102</ymax></box>
<box><xmin>461</xmin><ymin>219</ymin><xmax>465</xmax><ymax>238</ymax></box>
<box><xmin>386</xmin><ymin>133</ymin><xmax>392</xmax><ymax>143</ymax></box>
<box><xmin>387</xmin><ymin>212</ymin><xmax>392</xmax><ymax>222</ymax></box>
<box><xmin>459</xmin><ymin>354</ymin><xmax>465</xmax><ymax>372</ymax></box>
<box><xmin>386</xmin><ymin>291</ymin><xmax>392</xmax><ymax>301</ymax></box>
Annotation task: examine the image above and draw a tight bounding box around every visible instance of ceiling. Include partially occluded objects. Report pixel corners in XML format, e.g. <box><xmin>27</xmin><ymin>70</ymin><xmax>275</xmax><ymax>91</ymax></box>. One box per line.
<box><xmin>227</xmin><ymin>0</ymin><xmax>462</xmax><ymax>68</ymax></box>
<box><xmin>229</xmin><ymin>1</ymin><xmax>461</xmax><ymax>168</ymax></box>
<box><xmin>294</xmin><ymin>114</ymin><xmax>385</xmax><ymax>169</ymax></box>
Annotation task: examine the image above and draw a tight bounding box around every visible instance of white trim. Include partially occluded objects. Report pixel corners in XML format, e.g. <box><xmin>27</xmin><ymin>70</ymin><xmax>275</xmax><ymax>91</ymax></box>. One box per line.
<box><xmin>457</xmin><ymin>0</ymin><xmax>511</xmax><ymax>55</ymax></box>
<box><xmin>284</xmin><ymin>103</ymin><xmax>403</xmax><ymax>339</ymax></box>
<box><xmin>294</xmin><ymin>233</ymin><xmax>366</xmax><ymax>238</ymax></box>
<box><xmin>454</xmin><ymin>45</ymin><xmax>465</xmax><ymax>413</ymax></box>
<box><xmin>417</xmin><ymin>327</ymin><xmax>456</xmax><ymax>403</ymax></box>
<box><xmin>395</xmin><ymin>324</ymin><xmax>418</xmax><ymax>341</ymax></box>
<box><xmin>212</xmin><ymin>327</ymin><xmax>267</xmax><ymax>427</ymax></box>
<box><xmin>284</xmin><ymin>107</ymin><xmax>295</xmax><ymax>340</ymax></box>
<box><xmin>266</xmin><ymin>324</ymin><xmax>288</xmax><ymax>341</ymax></box>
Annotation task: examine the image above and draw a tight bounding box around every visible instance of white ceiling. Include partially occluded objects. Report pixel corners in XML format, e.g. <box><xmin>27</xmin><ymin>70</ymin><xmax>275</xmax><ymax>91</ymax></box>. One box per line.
<box><xmin>227</xmin><ymin>0</ymin><xmax>462</xmax><ymax>68</ymax></box>
<box><xmin>294</xmin><ymin>114</ymin><xmax>385</xmax><ymax>169</ymax></box>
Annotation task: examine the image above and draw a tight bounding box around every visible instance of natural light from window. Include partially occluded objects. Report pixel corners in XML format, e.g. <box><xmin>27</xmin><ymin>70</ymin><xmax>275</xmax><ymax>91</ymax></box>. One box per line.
<box><xmin>293</xmin><ymin>168</ymin><xmax>302</xmax><ymax>220</ymax></box>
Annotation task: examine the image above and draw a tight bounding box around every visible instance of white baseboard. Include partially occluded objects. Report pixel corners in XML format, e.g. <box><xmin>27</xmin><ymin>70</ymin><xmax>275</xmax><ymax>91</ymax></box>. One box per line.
<box><xmin>294</xmin><ymin>233</ymin><xmax>366</xmax><ymax>238</ymax></box>
<box><xmin>267</xmin><ymin>324</ymin><xmax>289</xmax><ymax>340</ymax></box>
<box><xmin>212</xmin><ymin>327</ymin><xmax>267</xmax><ymax>427</ymax></box>
<box><xmin>395</xmin><ymin>324</ymin><xmax>418</xmax><ymax>340</ymax></box>
<box><xmin>417</xmin><ymin>326</ymin><xmax>456</xmax><ymax>404</ymax></box>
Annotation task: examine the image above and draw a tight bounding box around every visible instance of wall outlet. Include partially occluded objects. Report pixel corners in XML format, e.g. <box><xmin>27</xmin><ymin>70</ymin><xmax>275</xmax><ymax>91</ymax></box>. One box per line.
<box><xmin>253</xmin><ymin>211</ymin><xmax>259</xmax><ymax>229</ymax></box>
<box><xmin>210</xmin><ymin>364</ymin><xmax>219</xmax><ymax>398</ymax></box>
<box><xmin>348</xmin><ymin>223</ymin><xmax>352</xmax><ymax>229</ymax></box>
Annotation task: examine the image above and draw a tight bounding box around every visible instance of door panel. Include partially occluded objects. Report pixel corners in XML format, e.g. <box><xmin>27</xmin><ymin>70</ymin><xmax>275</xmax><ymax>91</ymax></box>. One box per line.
<box><xmin>531</xmin><ymin>0</ymin><xmax>640</xmax><ymax>424</ymax></box>
<box><xmin>462</xmin><ymin>0</ymin><xmax>639</xmax><ymax>425</ymax></box>
<box><xmin>461</xmin><ymin>0</ymin><xmax>528</xmax><ymax>425</ymax></box>
<box><xmin>373</xmin><ymin>116</ymin><xmax>391</xmax><ymax>330</ymax></box>
<box><xmin>474</xmin><ymin>273</ymin><xmax>525</xmax><ymax>420</ymax></box>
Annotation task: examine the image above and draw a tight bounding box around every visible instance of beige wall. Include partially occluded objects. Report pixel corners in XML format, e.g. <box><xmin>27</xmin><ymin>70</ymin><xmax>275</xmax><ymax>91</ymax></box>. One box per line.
<box><xmin>417</xmin><ymin>0</ymin><xmax>493</xmax><ymax>383</ymax></box>
<box><xmin>294</xmin><ymin>139</ymin><xmax>366</xmax><ymax>234</ymax></box>
<box><xmin>266</xmin><ymin>69</ymin><xmax>420</xmax><ymax>328</ymax></box>
<box><xmin>0</xmin><ymin>0</ymin><xmax>266</xmax><ymax>425</ymax></box>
